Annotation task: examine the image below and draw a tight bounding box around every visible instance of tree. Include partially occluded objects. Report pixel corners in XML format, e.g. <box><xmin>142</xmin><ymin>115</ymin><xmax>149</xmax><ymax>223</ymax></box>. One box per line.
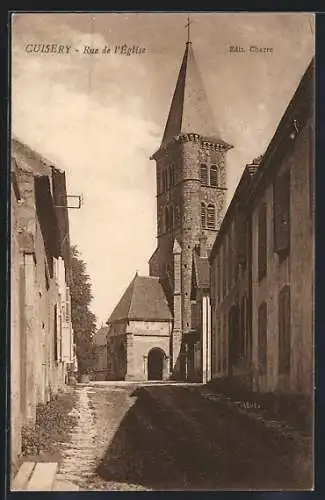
<box><xmin>70</xmin><ymin>245</ymin><xmax>97</xmax><ymax>375</ymax></box>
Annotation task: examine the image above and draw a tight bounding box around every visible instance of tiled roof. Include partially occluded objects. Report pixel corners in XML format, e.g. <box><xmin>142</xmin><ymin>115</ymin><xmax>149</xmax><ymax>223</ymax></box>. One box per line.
<box><xmin>108</xmin><ymin>274</ymin><xmax>172</xmax><ymax>323</ymax></box>
<box><xmin>160</xmin><ymin>43</ymin><xmax>231</xmax><ymax>149</ymax></box>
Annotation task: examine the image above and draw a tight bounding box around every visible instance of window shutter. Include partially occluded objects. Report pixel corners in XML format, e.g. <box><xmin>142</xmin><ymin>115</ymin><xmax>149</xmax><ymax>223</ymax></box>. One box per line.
<box><xmin>65</xmin><ymin>286</ymin><xmax>71</xmax><ymax>323</ymax></box>
<box><xmin>258</xmin><ymin>302</ymin><xmax>267</xmax><ymax>374</ymax></box>
<box><xmin>274</xmin><ymin>171</ymin><xmax>290</xmax><ymax>254</ymax></box>
<box><xmin>236</xmin><ymin>211</ymin><xmax>247</xmax><ymax>265</ymax></box>
<box><xmin>278</xmin><ymin>286</ymin><xmax>291</xmax><ymax>375</ymax></box>
<box><xmin>201</xmin><ymin>203</ymin><xmax>206</xmax><ymax>228</ymax></box>
<box><xmin>210</xmin><ymin>165</ymin><xmax>218</xmax><ymax>187</ymax></box>
<box><xmin>207</xmin><ymin>204</ymin><xmax>215</xmax><ymax>229</ymax></box>
<box><xmin>200</xmin><ymin>164</ymin><xmax>208</xmax><ymax>185</ymax></box>
<box><xmin>258</xmin><ymin>203</ymin><xmax>267</xmax><ymax>280</ymax></box>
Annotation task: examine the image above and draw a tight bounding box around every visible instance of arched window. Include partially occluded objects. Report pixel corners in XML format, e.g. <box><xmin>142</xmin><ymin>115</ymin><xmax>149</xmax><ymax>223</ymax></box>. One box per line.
<box><xmin>207</xmin><ymin>204</ymin><xmax>216</xmax><ymax>229</ymax></box>
<box><xmin>210</xmin><ymin>165</ymin><xmax>218</xmax><ymax>187</ymax></box>
<box><xmin>201</xmin><ymin>202</ymin><xmax>207</xmax><ymax>228</ymax></box>
<box><xmin>174</xmin><ymin>205</ymin><xmax>180</xmax><ymax>227</ymax></box>
<box><xmin>200</xmin><ymin>164</ymin><xmax>208</xmax><ymax>185</ymax></box>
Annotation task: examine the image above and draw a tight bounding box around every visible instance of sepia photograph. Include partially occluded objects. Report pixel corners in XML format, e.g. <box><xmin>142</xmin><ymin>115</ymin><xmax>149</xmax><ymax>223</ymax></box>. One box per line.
<box><xmin>10</xmin><ymin>11</ymin><xmax>315</xmax><ymax>491</ymax></box>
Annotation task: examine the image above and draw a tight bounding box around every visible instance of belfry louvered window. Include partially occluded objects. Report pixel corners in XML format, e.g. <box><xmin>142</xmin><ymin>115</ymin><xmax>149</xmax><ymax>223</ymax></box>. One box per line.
<box><xmin>200</xmin><ymin>164</ymin><xmax>208</xmax><ymax>185</ymax></box>
<box><xmin>210</xmin><ymin>165</ymin><xmax>218</xmax><ymax>187</ymax></box>
<box><xmin>201</xmin><ymin>202</ymin><xmax>207</xmax><ymax>228</ymax></box>
<box><xmin>207</xmin><ymin>204</ymin><xmax>216</xmax><ymax>229</ymax></box>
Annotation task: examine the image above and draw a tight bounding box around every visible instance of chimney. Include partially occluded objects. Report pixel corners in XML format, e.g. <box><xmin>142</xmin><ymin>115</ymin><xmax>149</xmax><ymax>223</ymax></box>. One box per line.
<box><xmin>199</xmin><ymin>232</ymin><xmax>208</xmax><ymax>258</ymax></box>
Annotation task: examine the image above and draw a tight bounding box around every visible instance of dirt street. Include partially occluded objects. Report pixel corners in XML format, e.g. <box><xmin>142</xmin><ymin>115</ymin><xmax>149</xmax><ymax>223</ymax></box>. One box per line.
<box><xmin>54</xmin><ymin>382</ymin><xmax>312</xmax><ymax>491</ymax></box>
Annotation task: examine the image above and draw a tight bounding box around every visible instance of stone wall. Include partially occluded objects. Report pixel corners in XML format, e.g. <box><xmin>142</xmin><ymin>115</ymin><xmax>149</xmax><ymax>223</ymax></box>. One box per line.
<box><xmin>125</xmin><ymin>320</ymin><xmax>172</xmax><ymax>381</ymax></box>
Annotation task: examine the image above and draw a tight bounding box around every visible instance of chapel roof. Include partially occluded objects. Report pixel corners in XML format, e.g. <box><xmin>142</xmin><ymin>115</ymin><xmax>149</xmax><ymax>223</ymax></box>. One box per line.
<box><xmin>107</xmin><ymin>274</ymin><xmax>172</xmax><ymax>323</ymax></box>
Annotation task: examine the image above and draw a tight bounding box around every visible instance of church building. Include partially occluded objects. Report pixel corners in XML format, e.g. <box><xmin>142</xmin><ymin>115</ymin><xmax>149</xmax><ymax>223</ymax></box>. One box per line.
<box><xmin>107</xmin><ymin>34</ymin><xmax>232</xmax><ymax>381</ymax></box>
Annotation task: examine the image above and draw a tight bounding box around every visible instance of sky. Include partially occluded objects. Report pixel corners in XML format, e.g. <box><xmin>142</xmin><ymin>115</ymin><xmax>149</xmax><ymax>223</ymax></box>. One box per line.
<box><xmin>11</xmin><ymin>12</ymin><xmax>315</xmax><ymax>327</ymax></box>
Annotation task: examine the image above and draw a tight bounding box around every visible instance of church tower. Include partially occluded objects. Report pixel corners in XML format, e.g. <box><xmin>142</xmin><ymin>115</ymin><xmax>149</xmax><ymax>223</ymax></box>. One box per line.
<box><xmin>149</xmin><ymin>31</ymin><xmax>233</xmax><ymax>379</ymax></box>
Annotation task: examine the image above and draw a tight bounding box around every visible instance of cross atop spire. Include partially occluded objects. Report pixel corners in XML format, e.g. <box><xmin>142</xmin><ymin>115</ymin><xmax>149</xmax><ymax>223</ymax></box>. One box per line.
<box><xmin>185</xmin><ymin>15</ymin><xmax>193</xmax><ymax>44</ymax></box>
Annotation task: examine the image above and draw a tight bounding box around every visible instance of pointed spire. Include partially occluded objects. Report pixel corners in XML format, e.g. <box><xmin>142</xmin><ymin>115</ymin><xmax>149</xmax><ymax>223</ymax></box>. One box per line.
<box><xmin>160</xmin><ymin>39</ymin><xmax>228</xmax><ymax>150</ymax></box>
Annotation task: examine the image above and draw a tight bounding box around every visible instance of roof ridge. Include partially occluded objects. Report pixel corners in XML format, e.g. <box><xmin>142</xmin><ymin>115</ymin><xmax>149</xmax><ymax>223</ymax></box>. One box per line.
<box><xmin>127</xmin><ymin>273</ymin><xmax>138</xmax><ymax>319</ymax></box>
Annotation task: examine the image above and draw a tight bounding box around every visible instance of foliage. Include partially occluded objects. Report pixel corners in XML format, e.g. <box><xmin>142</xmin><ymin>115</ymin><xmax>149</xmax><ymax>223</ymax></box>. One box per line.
<box><xmin>21</xmin><ymin>392</ymin><xmax>78</xmax><ymax>457</ymax></box>
<box><xmin>70</xmin><ymin>245</ymin><xmax>97</xmax><ymax>375</ymax></box>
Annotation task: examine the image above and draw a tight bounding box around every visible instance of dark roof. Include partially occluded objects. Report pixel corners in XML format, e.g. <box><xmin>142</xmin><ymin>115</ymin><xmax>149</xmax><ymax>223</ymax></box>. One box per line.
<box><xmin>94</xmin><ymin>326</ymin><xmax>109</xmax><ymax>346</ymax></box>
<box><xmin>108</xmin><ymin>274</ymin><xmax>172</xmax><ymax>323</ymax></box>
<box><xmin>156</xmin><ymin>43</ymin><xmax>231</xmax><ymax>152</ymax></box>
<box><xmin>193</xmin><ymin>252</ymin><xmax>210</xmax><ymax>289</ymax></box>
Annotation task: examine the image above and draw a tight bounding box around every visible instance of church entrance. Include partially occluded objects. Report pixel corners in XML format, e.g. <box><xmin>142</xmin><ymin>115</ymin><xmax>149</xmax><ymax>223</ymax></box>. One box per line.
<box><xmin>147</xmin><ymin>348</ymin><xmax>165</xmax><ymax>381</ymax></box>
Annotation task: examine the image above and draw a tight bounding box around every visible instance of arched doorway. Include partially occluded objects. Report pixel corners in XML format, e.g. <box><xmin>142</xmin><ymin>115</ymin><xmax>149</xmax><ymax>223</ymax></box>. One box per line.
<box><xmin>147</xmin><ymin>348</ymin><xmax>165</xmax><ymax>381</ymax></box>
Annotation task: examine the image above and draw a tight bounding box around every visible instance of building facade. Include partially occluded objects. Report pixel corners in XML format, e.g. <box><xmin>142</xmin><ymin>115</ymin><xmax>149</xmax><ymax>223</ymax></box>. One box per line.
<box><xmin>248</xmin><ymin>59</ymin><xmax>314</xmax><ymax>395</ymax></box>
<box><xmin>10</xmin><ymin>138</ymin><xmax>74</xmax><ymax>468</ymax></box>
<box><xmin>209</xmin><ymin>161</ymin><xmax>260</xmax><ymax>388</ymax></box>
<box><xmin>209</xmin><ymin>58</ymin><xmax>314</xmax><ymax>396</ymax></box>
<box><xmin>107</xmin><ymin>274</ymin><xmax>173</xmax><ymax>381</ymax></box>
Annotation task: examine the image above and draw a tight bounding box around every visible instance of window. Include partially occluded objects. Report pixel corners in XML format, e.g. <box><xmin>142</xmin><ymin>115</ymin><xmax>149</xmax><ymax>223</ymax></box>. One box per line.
<box><xmin>258</xmin><ymin>302</ymin><xmax>267</xmax><ymax>375</ymax></box>
<box><xmin>223</xmin><ymin>313</ymin><xmax>227</xmax><ymax>372</ymax></box>
<box><xmin>240</xmin><ymin>296</ymin><xmax>246</xmax><ymax>359</ymax></box>
<box><xmin>236</xmin><ymin>210</ymin><xmax>247</xmax><ymax>266</ymax></box>
<box><xmin>228</xmin><ymin>232</ymin><xmax>232</xmax><ymax>287</ymax></box>
<box><xmin>207</xmin><ymin>204</ymin><xmax>216</xmax><ymax>229</ymax></box>
<box><xmin>229</xmin><ymin>305</ymin><xmax>240</xmax><ymax>365</ymax></box>
<box><xmin>200</xmin><ymin>164</ymin><xmax>208</xmax><ymax>185</ymax></box>
<box><xmin>216</xmin><ymin>253</ymin><xmax>220</xmax><ymax>304</ymax></box>
<box><xmin>244</xmin><ymin>296</ymin><xmax>251</xmax><ymax>361</ymax></box>
<box><xmin>210</xmin><ymin>165</ymin><xmax>218</xmax><ymax>187</ymax></box>
<box><xmin>223</xmin><ymin>243</ymin><xmax>227</xmax><ymax>296</ymax></box>
<box><xmin>174</xmin><ymin>204</ymin><xmax>180</xmax><ymax>227</ymax></box>
<box><xmin>258</xmin><ymin>203</ymin><xmax>267</xmax><ymax>280</ymax></box>
<box><xmin>278</xmin><ymin>285</ymin><xmax>291</xmax><ymax>375</ymax></box>
<box><xmin>201</xmin><ymin>202</ymin><xmax>207</xmax><ymax>228</ymax></box>
<box><xmin>65</xmin><ymin>287</ymin><xmax>71</xmax><ymax>323</ymax></box>
<box><xmin>273</xmin><ymin>171</ymin><xmax>290</xmax><ymax>256</ymax></box>
<box><xmin>217</xmin><ymin>325</ymin><xmax>221</xmax><ymax>373</ymax></box>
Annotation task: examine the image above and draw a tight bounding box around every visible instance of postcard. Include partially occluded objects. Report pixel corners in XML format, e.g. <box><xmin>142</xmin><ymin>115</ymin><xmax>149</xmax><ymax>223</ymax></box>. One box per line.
<box><xmin>10</xmin><ymin>12</ymin><xmax>315</xmax><ymax>491</ymax></box>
